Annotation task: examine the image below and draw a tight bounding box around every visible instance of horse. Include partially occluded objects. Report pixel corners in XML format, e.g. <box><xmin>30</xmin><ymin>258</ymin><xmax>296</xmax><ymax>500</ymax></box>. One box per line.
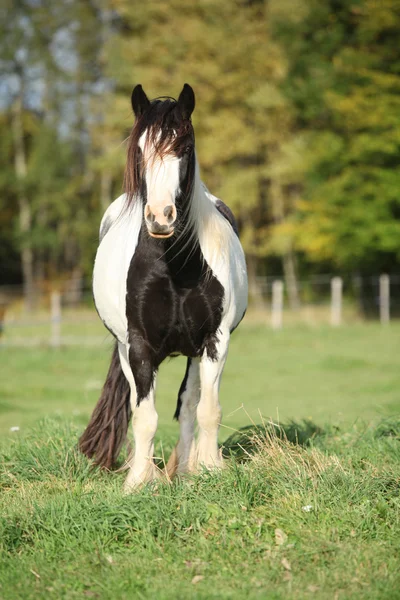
<box><xmin>79</xmin><ymin>84</ymin><xmax>248</xmax><ymax>491</ymax></box>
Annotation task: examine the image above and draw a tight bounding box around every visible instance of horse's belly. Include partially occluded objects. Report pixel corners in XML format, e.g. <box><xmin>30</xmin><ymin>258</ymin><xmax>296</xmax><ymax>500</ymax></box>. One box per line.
<box><xmin>93</xmin><ymin>217</ymin><xmax>141</xmax><ymax>343</ymax></box>
<box><xmin>93</xmin><ymin>248</ymin><xmax>128</xmax><ymax>342</ymax></box>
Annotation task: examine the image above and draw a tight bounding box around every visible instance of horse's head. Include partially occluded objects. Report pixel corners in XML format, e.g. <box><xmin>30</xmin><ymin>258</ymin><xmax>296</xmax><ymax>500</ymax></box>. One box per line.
<box><xmin>124</xmin><ymin>84</ymin><xmax>196</xmax><ymax>239</ymax></box>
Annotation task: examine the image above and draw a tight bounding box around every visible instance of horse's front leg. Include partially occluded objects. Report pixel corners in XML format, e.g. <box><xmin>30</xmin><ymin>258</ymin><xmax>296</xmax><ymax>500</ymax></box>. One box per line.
<box><xmin>118</xmin><ymin>340</ymin><xmax>159</xmax><ymax>491</ymax></box>
<box><xmin>195</xmin><ymin>329</ymin><xmax>229</xmax><ymax>470</ymax></box>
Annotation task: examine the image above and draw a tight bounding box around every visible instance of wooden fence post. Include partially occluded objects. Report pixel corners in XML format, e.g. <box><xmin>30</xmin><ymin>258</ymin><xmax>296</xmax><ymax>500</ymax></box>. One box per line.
<box><xmin>330</xmin><ymin>277</ymin><xmax>342</xmax><ymax>327</ymax></box>
<box><xmin>379</xmin><ymin>274</ymin><xmax>390</xmax><ymax>325</ymax></box>
<box><xmin>51</xmin><ymin>290</ymin><xmax>61</xmax><ymax>347</ymax></box>
<box><xmin>271</xmin><ymin>280</ymin><xmax>284</xmax><ymax>330</ymax></box>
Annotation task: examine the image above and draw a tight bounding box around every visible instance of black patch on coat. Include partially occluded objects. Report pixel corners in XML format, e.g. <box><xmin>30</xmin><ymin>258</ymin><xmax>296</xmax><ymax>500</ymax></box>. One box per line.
<box><xmin>99</xmin><ymin>216</ymin><xmax>113</xmax><ymax>241</ymax></box>
<box><xmin>125</xmin><ymin>225</ymin><xmax>224</xmax><ymax>405</ymax></box>
<box><xmin>215</xmin><ymin>199</ymin><xmax>239</xmax><ymax>237</ymax></box>
<box><xmin>122</xmin><ymin>90</ymin><xmax>240</xmax><ymax>406</ymax></box>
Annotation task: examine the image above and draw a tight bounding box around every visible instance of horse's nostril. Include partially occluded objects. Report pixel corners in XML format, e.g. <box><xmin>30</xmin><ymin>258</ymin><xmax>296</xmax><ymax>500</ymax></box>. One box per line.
<box><xmin>145</xmin><ymin>204</ymin><xmax>175</xmax><ymax>230</ymax></box>
<box><xmin>145</xmin><ymin>205</ymin><xmax>155</xmax><ymax>224</ymax></box>
<box><xmin>164</xmin><ymin>205</ymin><xmax>176</xmax><ymax>224</ymax></box>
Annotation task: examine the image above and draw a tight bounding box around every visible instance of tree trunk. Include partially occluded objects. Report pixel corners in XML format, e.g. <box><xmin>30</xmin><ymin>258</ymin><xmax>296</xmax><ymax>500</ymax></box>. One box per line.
<box><xmin>270</xmin><ymin>177</ymin><xmax>301</xmax><ymax>310</ymax></box>
<box><xmin>11</xmin><ymin>90</ymin><xmax>35</xmax><ymax>311</ymax></box>
<box><xmin>66</xmin><ymin>266</ymin><xmax>83</xmax><ymax>305</ymax></box>
<box><xmin>100</xmin><ymin>169</ymin><xmax>112</xmax><ymax>212</ymax></box>
<box><xmin>283</xmin><ymin>247</ymin><xmax>301</xmax><ymax>311</ymax></box>
<box><xmin>247</xmin><ymin>254</ymin><xmax>265</xmax><ymax>309</ymax></box>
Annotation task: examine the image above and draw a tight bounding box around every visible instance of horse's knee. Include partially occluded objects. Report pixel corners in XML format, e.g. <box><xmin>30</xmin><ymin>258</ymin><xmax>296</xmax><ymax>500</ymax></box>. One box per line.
<box><xmin>133</xmin><ymin>400</ymin><xmax>158</xmax><ymax>435</ymax></box>
<box><xmin>196</xmin><ymin>402</ymin><xmax>221</xmax><ymax>432</ymax></box>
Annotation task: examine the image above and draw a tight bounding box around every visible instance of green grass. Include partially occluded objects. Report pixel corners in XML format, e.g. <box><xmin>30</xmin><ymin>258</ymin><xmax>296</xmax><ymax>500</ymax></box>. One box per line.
<box><xmin>0</xmin><ymin>323</ymin><xmax>400</xmax><ymax>598</ymax></box>
<box><xmin>1</xmin><ymin>419</ymin><xmax>399</xmax><ymax>599</ymax></box>
<box><xmin>1</xmin><ymin>323</ymin><xmax>400</xmax><ymax>436</ymax></box>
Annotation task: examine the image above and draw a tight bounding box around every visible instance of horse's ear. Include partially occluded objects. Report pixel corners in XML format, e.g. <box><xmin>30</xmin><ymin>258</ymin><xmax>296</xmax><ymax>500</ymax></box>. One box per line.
<box><xmin>177</xmin><ymin>83</ymin><xmax>195</xmax><ymax>120</ymax></box>
<box><xmin>131</xmin><ymin>84</ymin><xmax>150</xmax><ymax>118</ymax></box>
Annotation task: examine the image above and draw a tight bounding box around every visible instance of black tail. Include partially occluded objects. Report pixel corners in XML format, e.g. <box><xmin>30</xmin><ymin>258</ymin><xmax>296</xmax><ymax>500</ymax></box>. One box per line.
<box><xmin>173</xmin><ymin>358</ymin><xmax>192</xmax><ymax>421</ymax></box>
<box><xmin>79</xmin><ymin>343</ymin><xmax>131</xmax><ymax>469</ymax></box>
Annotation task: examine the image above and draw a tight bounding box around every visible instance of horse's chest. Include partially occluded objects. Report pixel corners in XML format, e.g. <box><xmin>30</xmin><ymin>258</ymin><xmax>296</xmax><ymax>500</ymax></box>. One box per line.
<box><xmin>126</xmin><ymin>266</ymin><xmax>224</xmax><ymax>362</ymax></box>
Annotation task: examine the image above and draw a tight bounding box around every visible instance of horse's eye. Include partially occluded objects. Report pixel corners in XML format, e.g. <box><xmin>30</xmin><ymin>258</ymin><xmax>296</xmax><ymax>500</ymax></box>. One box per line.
<box><xmin>184</xmin><ymin>145</ymin><xmax>192</xmax><ymax>154</ymax></box>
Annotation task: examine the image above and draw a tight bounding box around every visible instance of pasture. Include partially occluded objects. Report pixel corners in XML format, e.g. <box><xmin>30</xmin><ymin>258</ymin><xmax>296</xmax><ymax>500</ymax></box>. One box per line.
<box><xmin>1</xmin><ymin>323</ymin><xmax>400</xmax><ymax>598</ymax></box>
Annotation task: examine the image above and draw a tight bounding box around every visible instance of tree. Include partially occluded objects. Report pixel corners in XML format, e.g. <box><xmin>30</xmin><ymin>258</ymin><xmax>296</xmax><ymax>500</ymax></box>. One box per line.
<box><xmin>0</xmin><ymin>0</ymin><xmax>107</xmax><ymax>299</ymax></box>
<box><xmin>272</xmin><ymin>0</ymin><xmax>400</xmax><ymax>274</ymax></box>
<box><xmin>104</xmin><ymin>0</ymin><xmax>305</xmax><ymax>303</ymax></box>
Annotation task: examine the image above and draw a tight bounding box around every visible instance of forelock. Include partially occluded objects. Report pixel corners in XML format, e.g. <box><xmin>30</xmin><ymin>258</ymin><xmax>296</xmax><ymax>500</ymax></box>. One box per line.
<box><xmin>139</xmin><ymin>99</ymin><xmax>193</xmax><ymax>159</ymax></box>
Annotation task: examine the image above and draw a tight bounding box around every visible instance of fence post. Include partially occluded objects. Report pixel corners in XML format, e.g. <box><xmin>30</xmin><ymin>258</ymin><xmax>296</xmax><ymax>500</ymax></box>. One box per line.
<box><xmin>51</xmin><ymin>290</ymin><xmax>61</xmax><ymax>347</ymax></box>
<box><xmin>330</xmin><ymin>277</ymin><xmax>342</xmax><ymax>327</ymax></box>
<box><xmin>271</xmin><ymin>280</ymin><xmax>284</xmax><ymax>330</ymax></box>
<box><xmin>379</xmin><ymin>274</ymin><xmax>390</xmax><ymax>325</ymax></box>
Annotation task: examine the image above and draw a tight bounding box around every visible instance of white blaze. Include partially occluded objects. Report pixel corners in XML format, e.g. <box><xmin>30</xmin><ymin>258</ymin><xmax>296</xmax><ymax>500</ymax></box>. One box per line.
<box><xmin>139</xmin><ymin>131</ymin><xmax>181</xmax><ymax>223</ymax></box>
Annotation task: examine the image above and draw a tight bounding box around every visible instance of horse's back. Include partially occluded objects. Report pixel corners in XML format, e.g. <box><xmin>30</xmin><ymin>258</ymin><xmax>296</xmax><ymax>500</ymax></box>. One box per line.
<box><xmin>202</xmin><ymin>186</ymin><xmax>239</xmax><ymax>237</ymax></box>
<box><xmin>215</xmin><ymin>199</ymin><xmax>239</xmax><ymax>237</ymax></box>
<box><xmin>99</xmin><ymin>194</ymin><xmax>127</xmax><ymax>240</ymax></box>
<box><xmin>201</xmin><ymin>186</ymin><xmax>247</xmax><ymax>333</ymax></box>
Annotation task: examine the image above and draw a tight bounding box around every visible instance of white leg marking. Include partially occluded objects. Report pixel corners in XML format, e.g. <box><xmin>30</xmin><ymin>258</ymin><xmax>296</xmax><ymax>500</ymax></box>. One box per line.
<box><xmin>118</xmin><ymin>343</ymin><xmax>159</xmax><ymax>491</ymax></box>
<box><xmin>125</xmin><ymin>391</ymin><xmax>159</xmax><ymax>490</ymax></box>
<box><xmin>196</xmin><ymin>330</ymin><xmax>229</xmax><ymax>470</ymax></box>
<box><xmin>176</xmin><ymin>359</ymin><xmax>200</xmax><ymax>474</ymax></box>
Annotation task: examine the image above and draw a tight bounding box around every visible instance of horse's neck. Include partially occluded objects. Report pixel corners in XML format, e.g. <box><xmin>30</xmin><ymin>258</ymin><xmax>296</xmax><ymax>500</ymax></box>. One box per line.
<box><xmin>164</xmin><ymin>180</ymin><xmax>207</xmax><ymax>286</ymax></box>
<box><xmin>131</xmin><ymin>162</ymin><xmax>228</xmax><ymax>284</ymax></box>
<box><xmin>190</xmin><ymin>169</ymin><xmax>232</xmax><ymax>278</ymax></box>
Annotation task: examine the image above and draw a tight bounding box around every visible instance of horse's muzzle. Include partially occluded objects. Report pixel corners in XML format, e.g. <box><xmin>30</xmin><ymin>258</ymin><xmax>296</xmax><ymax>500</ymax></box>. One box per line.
<box><xmin>145</xmin><ymin>203</ymin><xmax>176</xmax><ymax>239</ymax></box>
<box><xmin>148</xmin><ymin>227</ymin><xmax>175</xmax><ymax>239</ymax></box>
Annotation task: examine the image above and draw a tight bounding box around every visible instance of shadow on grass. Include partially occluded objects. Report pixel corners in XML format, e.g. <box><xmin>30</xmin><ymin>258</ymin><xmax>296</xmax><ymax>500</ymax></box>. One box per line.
<box><xmin>222</xmin><ymin>419</ymin><xmax>325</xmax><ymax>461</ymax></box>
<box><xmin>373</xmin><ymin>417</ymin><xmax>400</xmax><ymax>440</ymax></box>
<box><xmin>151</xmin><ymin>420</ymin><xmax>326</xmax><ymax>469</ymax></box>
<box><xmin>114</xmin><ymin>416</ymin><xmax>400</xmax><ymax>472</ymax></box>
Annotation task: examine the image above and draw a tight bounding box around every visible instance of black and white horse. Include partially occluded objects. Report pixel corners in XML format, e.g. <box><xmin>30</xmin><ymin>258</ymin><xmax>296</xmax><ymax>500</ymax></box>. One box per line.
<box><xmin>80</xmin><ymin>84</ymin><xmax>248</xmax><ymax>491</ymax></box>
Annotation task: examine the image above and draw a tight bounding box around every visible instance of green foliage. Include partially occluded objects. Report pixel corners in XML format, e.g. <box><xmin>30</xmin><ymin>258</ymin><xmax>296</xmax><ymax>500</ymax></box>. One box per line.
<box><xmin>1</xmin><ymin>0</ymin><xmax>400</xmax><ymax>286</ymax></box>
<box><xmin>0</xmin><ymin>0</ymin><xmax>104</xmax><ymax>283</ymax></box>
<box><xmin>272</xmin><ymin>0</ymin><xmax>400</xmax><ymax>272</ymax></box>
<box><xmin>107</xmin><ymin>0</ymin><xmax>295</xmax><ymax>261</ymax></box>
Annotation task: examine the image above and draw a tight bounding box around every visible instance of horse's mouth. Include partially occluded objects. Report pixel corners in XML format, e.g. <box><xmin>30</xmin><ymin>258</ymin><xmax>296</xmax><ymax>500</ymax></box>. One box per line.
<box><xmin>148</xmin><ymin>230</ymin><xmax>174</xmax><ymax>239</ymax></box>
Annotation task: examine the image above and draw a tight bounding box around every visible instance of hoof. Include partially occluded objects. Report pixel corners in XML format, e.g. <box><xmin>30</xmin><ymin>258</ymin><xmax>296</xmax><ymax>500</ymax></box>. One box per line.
<box><xmin>164</xmin><ymin>446</ymin><xmax>178</xmax><ymax>480</ymax></box>
<box><xmin>194</xmin><ymin>447</ymin><xmax>225</xmax><ymax>472</ymax></box>
<box><xmin>123</xmin><ymin>463</ymin><xmax>161</xmax><ymax>493</ymax></box>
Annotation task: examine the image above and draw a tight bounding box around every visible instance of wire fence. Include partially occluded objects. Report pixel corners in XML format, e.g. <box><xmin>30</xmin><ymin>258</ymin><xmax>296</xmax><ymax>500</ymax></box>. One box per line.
<box><xmin>0</xmin><ymin>282</ymin><xmax>105</xmax><ymax>348</ymax></box>
<box><xmin>0</xmin><ymin>274</ymin><xmax>399</xmax><ymax>347</ymax></box>
<box><xmin>255</xmin><ymin>273</ymin><xmax>400</xmax><ymax>318</ymax></box>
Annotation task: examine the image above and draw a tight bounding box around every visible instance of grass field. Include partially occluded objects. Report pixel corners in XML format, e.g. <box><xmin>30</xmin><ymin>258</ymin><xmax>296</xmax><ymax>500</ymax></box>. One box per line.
<box><xmin>1</xmin><ymin>323</ymin><xmax>400</xmax><ymax>598</ymax></box>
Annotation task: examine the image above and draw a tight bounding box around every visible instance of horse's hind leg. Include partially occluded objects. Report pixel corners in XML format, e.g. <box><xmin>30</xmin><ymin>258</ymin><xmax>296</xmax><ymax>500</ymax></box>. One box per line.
<box><xmin>118</xmin><ymin>342</ymin><xmax>159</xmax><ymax>491</ymax></box>
<box><xmin>166</xmin><ymin>358</ymin><xmax>200</xmax><ymax>477</ymax></box>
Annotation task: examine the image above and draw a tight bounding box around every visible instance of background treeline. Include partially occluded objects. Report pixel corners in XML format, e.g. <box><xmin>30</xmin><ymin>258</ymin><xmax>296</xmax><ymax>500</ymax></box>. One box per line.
<box><xmin>1</xmin><ymin>0</ymin><xmax>400</xmax><ymax>307</ymax></box>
